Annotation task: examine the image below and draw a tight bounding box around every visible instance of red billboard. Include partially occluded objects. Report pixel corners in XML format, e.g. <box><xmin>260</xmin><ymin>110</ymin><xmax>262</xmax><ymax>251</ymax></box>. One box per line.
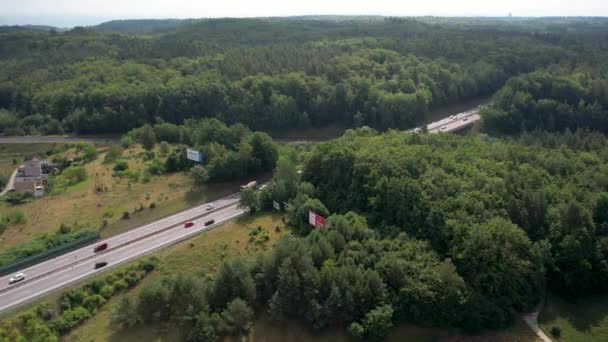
<box><xmin>308</xmin><ymin>210</ymin><xmax>326</xmax><ymax>229</ymax></box>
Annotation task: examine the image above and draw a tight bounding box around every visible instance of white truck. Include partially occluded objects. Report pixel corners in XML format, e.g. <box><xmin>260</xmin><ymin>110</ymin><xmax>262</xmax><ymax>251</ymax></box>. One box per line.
<box><xmin>241</xmin><ymin>181</ymin><xmax>257</xmax><ymax>190</ymax></box>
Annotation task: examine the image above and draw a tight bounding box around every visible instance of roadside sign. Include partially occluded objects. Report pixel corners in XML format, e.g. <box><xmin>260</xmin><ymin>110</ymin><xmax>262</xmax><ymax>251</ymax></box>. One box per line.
<box><xmin>186</xmin><ymin>148</ymin><xmax>204</xmax><ymax>163</ymax></box>
<box><xmin>308</xmin><ymin>210</ymin><xmax>326</xmax><ymax>229</ymax></box>
<box><xmin>273</xmin><ymin>201</ymin><xmax>281</xmax><ymax>211</ymax></box>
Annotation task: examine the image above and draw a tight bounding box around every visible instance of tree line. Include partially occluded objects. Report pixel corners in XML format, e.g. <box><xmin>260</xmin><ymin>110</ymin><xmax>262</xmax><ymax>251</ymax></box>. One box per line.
<box><xmin>483</xmin><ymin>64</ymin><xmax>608</xmax><ymax>134</ymax></box>
<box><xmin>0</xmin><ymin>17</ymin><xmax>593</xmax><ymax>135</ymax></box>
<box><xmin>124</xmin><ymin>118</ymin><xmax>278</xmax><ymax>183</ymax></box>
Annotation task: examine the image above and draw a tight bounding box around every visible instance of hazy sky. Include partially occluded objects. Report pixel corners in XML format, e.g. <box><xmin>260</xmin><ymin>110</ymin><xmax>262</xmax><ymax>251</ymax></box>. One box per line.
<box><xmin>1</xmin><ymin>0</ymin><xmax>607</xmax><ymax>27</ymax></box>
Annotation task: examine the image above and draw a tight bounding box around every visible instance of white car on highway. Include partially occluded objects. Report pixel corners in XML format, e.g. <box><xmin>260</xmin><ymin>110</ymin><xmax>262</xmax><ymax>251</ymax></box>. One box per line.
<box><xmin>8</xmin><ymin>273</ymin><xmax>25</xmax><ymax>284</ymax></box>
<box><xmin>206</xmin><ymin>204</ymin><xmax>214</xmax><ymax>211</ymax></box>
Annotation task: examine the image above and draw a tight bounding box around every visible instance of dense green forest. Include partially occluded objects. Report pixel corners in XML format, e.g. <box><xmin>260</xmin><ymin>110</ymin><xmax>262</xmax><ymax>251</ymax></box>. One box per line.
<box><xmin>124</xmin><ymin>118</ymin><xmax>278</xmax><ymax>183</ymax></box>
<box><xmin>101</xmin><ymin>128</ymin><xmax>608</xmax><ymax>341</ymax></box>
<box><xmin>3</xmin><ymin>16</ymin><xmax>608</xmax><ymax>341</ymax></box>
<box><xmin>3</xmin><ymin>17</ymin><xmax>607</xmax><ymax>135</ymax></box>
<box><xmin>483</xmin><ymin>64</ymin><xmax>608</xmax><ymax>134</ymax></box>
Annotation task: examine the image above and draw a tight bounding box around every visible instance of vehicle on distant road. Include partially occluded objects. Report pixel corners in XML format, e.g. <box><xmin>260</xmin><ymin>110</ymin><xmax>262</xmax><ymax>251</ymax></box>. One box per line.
<box><xmin>440</xmin><ymin>126</ymin><xmax>447</xmax><ymax>131</ymax></box>
<box><xmin>241</xmin><ymin>181</ymin><xmax>257</xmax><ymax>190</ymax></box>
<box><xmin>463</xmin><ymin>117</ymin><xmax>469</xmax><ymax>122</ymax></box>
<box><xmin>94</xmin><ymin>261</ymin><xmax>108</xmax><ymax>269</ymax></box>
<box><xmin>205</xmin><ymin>204</ymin><xmax>214</xmax><ymax>211</ymax></box>
<box><xmin>184</xmin><ymin>221</ymin><xmax>194</xmax><ymax>228</ymax></box>
<box><xmin>93</xmin><ymin>243</ymin><xmax>108</xmax><ymax>253</ymax></box>
<box><xmin>8</xmin><ymin>273</ymin><xmax>25</xmax><ymax>284</ymax></box>
<box><xmin>204</xmin><ymin>219</ymin><xmax>215</xmax><ymax>226</ymax></box>
<box><xmin>259</xmin><ymin>184</ymin><xmax>268</xmax><ymax>191</ymax></box>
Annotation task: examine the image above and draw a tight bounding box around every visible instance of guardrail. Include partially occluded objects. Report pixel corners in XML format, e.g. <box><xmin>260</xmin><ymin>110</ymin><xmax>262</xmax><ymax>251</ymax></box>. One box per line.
<box><xmin>0</xmin><ymin>232</ymin><xmax>100</xmax><ymax>276</ymax></box>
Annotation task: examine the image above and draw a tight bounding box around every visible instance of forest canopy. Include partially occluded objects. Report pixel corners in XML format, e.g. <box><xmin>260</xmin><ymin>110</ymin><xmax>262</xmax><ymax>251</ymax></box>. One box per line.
<box><xmin>2</xmin><ymin>17</ymin><xmax>603</xmax><ymax>135</ymax></box>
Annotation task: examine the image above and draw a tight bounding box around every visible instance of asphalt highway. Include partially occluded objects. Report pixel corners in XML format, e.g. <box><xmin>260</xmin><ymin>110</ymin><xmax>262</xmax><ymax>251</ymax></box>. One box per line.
<box><xmin>0</xmin><ymin>194</ymin><xmax>244</xmax><ymax>313</ymax></box>
<box><xmin>428</xmin><ymin>112</ymin><xmax>481</xmax><ymax>133</ymax></box>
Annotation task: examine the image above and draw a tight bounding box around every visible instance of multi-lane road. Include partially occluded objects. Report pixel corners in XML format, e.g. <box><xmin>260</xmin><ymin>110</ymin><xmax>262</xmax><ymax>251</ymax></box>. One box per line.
<box><xmin>0</xmin><ymin>193</ymin><xmax>244</xmax><ymax>313</ymax></box>
<box><xmin>410</xmin><ymin>106</ymin><xmax>482</xmax><ymax>134</ymax></box>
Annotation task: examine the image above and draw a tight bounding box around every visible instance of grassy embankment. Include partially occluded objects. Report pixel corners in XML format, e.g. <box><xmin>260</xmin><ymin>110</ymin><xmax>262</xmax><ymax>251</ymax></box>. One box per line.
<box><xmin>539</xmin><ymin>293</ymin><xmax>608</xmax><ymax>342</ymax></box>
<box><xmin>0</xmin><ymin>144</ymin><xmax>200</xmax><ymax>251</ymax></box>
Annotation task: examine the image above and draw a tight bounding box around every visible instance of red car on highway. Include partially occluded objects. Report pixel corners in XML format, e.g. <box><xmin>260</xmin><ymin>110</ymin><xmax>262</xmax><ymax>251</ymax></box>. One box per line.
<box><xmin>184</xmin><ymin>221</ymin><xmax>194</xmax><ymax>228</ymax></box>
<box><xmin>93</xmin><ymin>243</ymin><xmax>108</xmax><ymax>253</ymax></box>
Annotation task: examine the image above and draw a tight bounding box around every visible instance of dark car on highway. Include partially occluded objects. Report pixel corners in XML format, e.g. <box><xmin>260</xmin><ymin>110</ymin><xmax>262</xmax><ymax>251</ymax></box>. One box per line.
<box><xmin>94</xmin><ymin>261</ymin><xmax>108</xmax><ymax>269</ymax></box>
<box><xmin>93</xmin><ymin>243</ymin><xmax>108</xmax><ymax>253</ymax></box>
<box><xmin>204</xmin><ymin>219</ymin><xmax>215</xmax><ymax>226</ymax></box>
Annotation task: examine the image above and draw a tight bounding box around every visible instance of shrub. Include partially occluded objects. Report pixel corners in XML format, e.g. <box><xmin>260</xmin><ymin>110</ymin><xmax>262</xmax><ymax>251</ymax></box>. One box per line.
<box><xmin>59</xmin><ymin>223</ymin><xmax>71</xmax><ymax>234</ymax></box>
<box><xmin>78</xmin><ymin>143</ymin><xmax>98</xmax><ymax>162</ymax></box>
<box><xmin>121</xmin><ymin>136</ymin><xmax>134</xmax><ymax>148</ymax></box>
<box><xmin>122</xmin><ymin>211</ymin><xmax>130</xmax><ymax>219</ymax></box>
<box><xmin>104</xmin><ymin>145</ymin><xmax>123</xmax><ymax>163</ymax></box>
<box><xmin>140</xmin><ymin>257</ymin><xmax>159</xmax><ymax>273</ymax></box>
<box><xmin>551</xmin><ymin>326</ymin><xmax>561</xmax><ymax>337</ymax></box>
<box><xmin>111</xmin><ymin>297</ymin><xmax>139</xmax><ymax>330</ymax></box>
<box><xmin>99</xmin><ymin>285</ymin><xmax>115</xmax><ymax>299</ymax></box>
<box><xmin>149</xmin><ymin>202</ymin><xmax>156</xmax><ymax>209</ymax></box>
<box><xmin>60</xmin><ymin>166</ymin><xmax>87</xmax><ymax>185</ymax></box>
<box><xmin>159</xmin><ymin>141</ymin><xmax>170</xmax><ymax>155</ymax></box>
<box><xmin>141</xmin><ymin>150</ymin><xmax>156</xmax><ymax>161</ymax></box>
<box><xmin>146</xmin><ymin>158</ymin><xmax>164</xmax><ymax>175</ymax></box>
<box><xmin>113</xmin><ymin>160</ymin><xmax>128</xmax><ymax>172</ymax></box>
<box><xmin>113</xmin><ymin>279</ymin><xmax>128</xmax><ymax>291</ymax></box>
<box><xmin>3</xmin><ymin>191</ymin><xmax>34</xmax><ymax>205</ymax></box>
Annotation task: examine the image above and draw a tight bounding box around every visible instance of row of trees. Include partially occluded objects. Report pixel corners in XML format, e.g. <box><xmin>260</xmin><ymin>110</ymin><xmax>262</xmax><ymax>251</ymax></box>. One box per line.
<box><xmin>0</xmin><ymin>258</ymin><xmax>158</xmax><ymax>341</ymax></box>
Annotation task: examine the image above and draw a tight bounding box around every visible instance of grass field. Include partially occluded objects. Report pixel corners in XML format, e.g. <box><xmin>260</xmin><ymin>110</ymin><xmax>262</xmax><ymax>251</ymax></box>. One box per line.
<box><xmin>539</xmin><ymin>293</ymin><xmax>608</xmax><ymax>342</ymax></box>
<box><xmin>0</xmin><ymin>145</ymin><xmax>193</xmax><ymax>249</ymax></box>
<box><xmin>0</xmin><ymin>143</ymin><xmax>269</xmax><ymax>250</ymax></box>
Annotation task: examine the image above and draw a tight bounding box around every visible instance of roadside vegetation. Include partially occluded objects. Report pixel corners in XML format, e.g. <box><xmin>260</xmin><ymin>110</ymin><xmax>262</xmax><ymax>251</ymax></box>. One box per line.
<box><xmin>0</xmin><ymin>117</ymin><xmax>277</xmax><ymax>255</ymax></box>
<box><xmin>539</xmin><ymin>293</ymin><xmax>608</xmax><ymax>342</ymax></box>
<box><xmin>61</xmin><ymin>214</ymin><xmax>287</xmax><ymax>341</ymax></box>
<box><xmin>0</xmin><ymin>257</ymin><xmax>158</xmax><ymax>341</ymax></box>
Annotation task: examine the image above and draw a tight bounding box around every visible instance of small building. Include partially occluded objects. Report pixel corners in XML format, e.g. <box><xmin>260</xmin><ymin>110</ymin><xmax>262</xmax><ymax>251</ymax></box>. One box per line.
<box><xmin>13</xmin><ymin>156</ymin><xmax>59</xmax><ymax>196</ymax></box>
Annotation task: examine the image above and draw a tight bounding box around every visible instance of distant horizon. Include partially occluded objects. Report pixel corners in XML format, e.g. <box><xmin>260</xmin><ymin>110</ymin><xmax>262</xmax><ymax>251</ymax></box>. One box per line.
<box><xmin>2</xmin><ymin>0</ymin><xmax>607</xmax><ymax>28</ymax></box>
<box><xmin>2</xmin><ymin>14</ymin><xmax>608</xmax><ymax>29</ymax></box>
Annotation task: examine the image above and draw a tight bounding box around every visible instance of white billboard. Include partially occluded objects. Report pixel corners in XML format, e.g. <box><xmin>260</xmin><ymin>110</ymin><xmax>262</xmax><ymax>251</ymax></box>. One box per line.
<box><xmin>186</xmin><ymin>148</ymin><xmax>203</xmax><ymax>162</ymax></box>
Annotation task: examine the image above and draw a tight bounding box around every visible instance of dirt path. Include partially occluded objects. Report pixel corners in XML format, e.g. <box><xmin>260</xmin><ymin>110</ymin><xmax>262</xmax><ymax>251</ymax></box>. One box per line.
<box><xmin>523</xmin><ymin>303</ymin><xmax>552</xmax><ymax>342</ymax></box>
<box><xmin>0</xmin><ymin>168</ymin><xmax>17</xmax><ymax>196</ymax></box>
